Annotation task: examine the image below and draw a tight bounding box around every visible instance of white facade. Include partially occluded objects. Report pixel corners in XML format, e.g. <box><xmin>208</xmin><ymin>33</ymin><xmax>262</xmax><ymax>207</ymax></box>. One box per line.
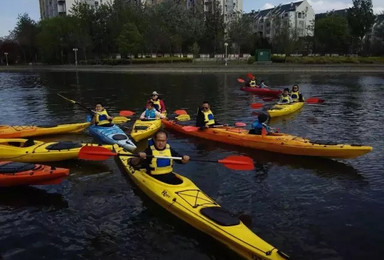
<box><xmin>39</xmin><ymin>0</ymin><xmax>114</xmax><ymax>19</ymax></box>
<box><xmin>252</xmin><ymin>0</ymin><xmax>314</xmax><ymax>41</ymax></box>
<box><xmin>198</xmin><ymin>0</ymin><xmax>243</xmax><ymax>24</ymax></box>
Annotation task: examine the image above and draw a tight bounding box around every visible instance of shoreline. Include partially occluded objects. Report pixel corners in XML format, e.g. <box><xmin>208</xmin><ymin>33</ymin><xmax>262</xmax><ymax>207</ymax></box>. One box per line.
<box><xmin>0</xmin><ymin>63</ymin><xmax>383</xmax><ymax>73</ymax></box>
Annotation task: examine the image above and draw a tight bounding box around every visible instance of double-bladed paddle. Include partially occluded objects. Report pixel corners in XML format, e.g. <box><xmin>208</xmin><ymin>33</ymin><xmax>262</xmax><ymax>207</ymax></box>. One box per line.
<box><xmin>78</xmin><ymin>146</ymin><xmax>254</xmax><ymax>171</ymax></box>
<box><xmin>57</xmin><ymin>93</ymin><xmax>129</xmax><ymax>124</ymax></box>
<box><xmin>250</xmin><ymin>97</ymin><xmax>324</xmax><ymax>109</ymax></box>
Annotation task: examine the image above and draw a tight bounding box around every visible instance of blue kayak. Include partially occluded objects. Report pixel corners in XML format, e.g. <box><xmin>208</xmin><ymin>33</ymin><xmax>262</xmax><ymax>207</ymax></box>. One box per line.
<box><xmin>89</xmin><ymin>124</ymin><xmax>137</xmax><ymax>152</ymax></box>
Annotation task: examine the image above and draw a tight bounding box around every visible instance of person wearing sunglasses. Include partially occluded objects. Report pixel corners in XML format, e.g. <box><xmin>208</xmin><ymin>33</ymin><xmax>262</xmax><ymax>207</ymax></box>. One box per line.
<box><xmin>196</xmin><ymin>101</ymin><xmax>217</xmax><ymax>129</ymax></box>
<box><xmin>290</xmin><ymin>84</ymin><xmax>304</xmax><ymax>102</ymax></box>
<box><xmin>146</xmin><ymin>91</ymin><xmax>167</xmax><ymax>114</ymax></box>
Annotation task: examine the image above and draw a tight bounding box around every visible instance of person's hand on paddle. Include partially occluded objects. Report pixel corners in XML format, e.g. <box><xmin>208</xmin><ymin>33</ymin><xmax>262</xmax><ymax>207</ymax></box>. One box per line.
<box><xmin>138</xmin><ymin>152</ymin><xmax>147</xmax><ymax>159</ymax></box>
<box><xmin>181</xmin><ymin>155</ymin><xmax>190</xmax><ymax>164</ymax></box>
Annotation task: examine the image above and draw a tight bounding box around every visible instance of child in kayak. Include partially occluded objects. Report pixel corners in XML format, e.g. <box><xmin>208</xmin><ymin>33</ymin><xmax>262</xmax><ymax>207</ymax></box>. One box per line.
<box><xmin>140</xmin><ymin>102</ymin><xmax>166</xmax><ymax>120</ymax></box>
<box><xmin>259</xmin><ymin>80</ymin><xmax>268</xmax><ymax>88</ymax></box>
<box><xmin>91</xmin><ymin>103</ymin><xmax>113</xmax><ymax>126</ymax></box>
<box><xmin>249</xmin><ymin>113</ymin><xmax>271</xmax><ymax>135</ymax></box>
<box><xmin>278</xmin><ymin>88</ymin><xmax>293</xmax><ymax>104</ymax></box>
<box><xmin>146</xmin><ymin>91</ymin><xmax>166</xmax><ymax>113</ymax></box>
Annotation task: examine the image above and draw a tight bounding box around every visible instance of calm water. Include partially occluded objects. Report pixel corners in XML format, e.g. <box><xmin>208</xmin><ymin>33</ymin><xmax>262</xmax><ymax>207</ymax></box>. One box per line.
<box><xmin>0</xmin><ymin>71</ymin><xmax>383</xmax><ymax>260</ymax></box>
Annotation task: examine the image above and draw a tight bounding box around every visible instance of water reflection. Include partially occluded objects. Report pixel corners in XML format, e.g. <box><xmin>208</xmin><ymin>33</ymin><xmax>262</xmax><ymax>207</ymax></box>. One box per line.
<box><xmin>0</xmin><ymin>71</ymin><xmax>383</xmax><ymax>260</ymax></box>
<box><xmin>0</xmin><ymin>186</ymin><xmax>68</xmax><ymax>209</ymax></box>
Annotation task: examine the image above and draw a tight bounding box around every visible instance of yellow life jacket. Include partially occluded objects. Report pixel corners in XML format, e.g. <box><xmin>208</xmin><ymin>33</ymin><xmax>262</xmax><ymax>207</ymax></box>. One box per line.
<box><xmin>280</xmin><ymin>96</ymin><xmax>291</xmax><ymax>103</ymax></box>
<box><xmin>250</xmin><ymin>80</ymin><xmax>257</xmax><ymax>87</ymax></box>
<box><xmin>151</xmin><ymin>99</ymin><xmax>162</xmax><ymax>112</ymax></box>
<box><xmin>290</xmin><ymin>91</ymin><xmax>300</xmax><ymax>101</ymax></box>
<box><xmin>96</xmin><ymin>110</ymin><xmax>110</xmax><ymax>125</ymax></box>
<box><xmin>149</xmin><ymin>144</ymin><xmax>173</xmax><ymax>175</ymax></box>
<box><xmin>203</xmin><ymin>110</ymin><xmax>215</xmax><ymax>126</ymax></box>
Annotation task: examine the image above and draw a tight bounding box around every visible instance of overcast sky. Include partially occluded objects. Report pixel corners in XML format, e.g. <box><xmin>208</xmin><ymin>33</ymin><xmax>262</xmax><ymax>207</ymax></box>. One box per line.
<box><xmin>1</xmin><ymin>0</ymin><xmax>384</xmax><ymax>37</ymax></box>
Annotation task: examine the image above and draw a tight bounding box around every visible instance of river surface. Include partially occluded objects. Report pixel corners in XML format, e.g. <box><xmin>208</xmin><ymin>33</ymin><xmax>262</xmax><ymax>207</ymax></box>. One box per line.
<box><xmin>0</xmin><ymin>71</ymin><xmax>383</xmax><ymax>260</ymax></box>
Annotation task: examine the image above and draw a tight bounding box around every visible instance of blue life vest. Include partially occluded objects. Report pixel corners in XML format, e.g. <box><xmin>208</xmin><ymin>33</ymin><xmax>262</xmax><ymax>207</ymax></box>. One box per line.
<box><xmin>144</xmin><ymin>108</ymin><xmax>156</xmax><ymax>119</ymax></box>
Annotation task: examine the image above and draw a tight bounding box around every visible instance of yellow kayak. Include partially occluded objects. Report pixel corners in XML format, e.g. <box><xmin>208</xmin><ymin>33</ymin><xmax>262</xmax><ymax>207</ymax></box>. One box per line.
<box><xmin>0</xmin><ymin>138</ymin><xmax>112</xmax><ymax>163</ymax></box>
<box><xmin>0</xmin><ymin>122</ymin><xmax>90</xmax><ymax>138</ymax></box>
<box><xmin>130</xmin><ymin>119</ymin><xmax>162</xmax><ymax>142</ymax></box>
<box><xmin>268</xmin><ymin>102</ymin><xmax>304</xmax><ymax>118</ymax></box>
<box><xmin>116</xmin><ymin>147</ymin><xmax>289</xmax><ymax>260</ymax></box>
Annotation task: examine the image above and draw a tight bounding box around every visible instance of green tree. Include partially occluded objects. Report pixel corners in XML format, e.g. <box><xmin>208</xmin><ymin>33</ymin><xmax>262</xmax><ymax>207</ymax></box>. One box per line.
<box><xmin>315</xmin><ymin>15</ymin><xmax>350</xmax><ymax>54</ymax></box>
<box><xmin>36</xmin><ymin>16</ymin><xmax>81</xmax><ymax>63</ymax></box>
<box><xmin>347</xmin><ymin>0</ymin><xmax>375</xmax><ymax>52</ymax></box>
<box><xmin>117</xmin><ymin>23</ymin><xmax>143</xmax><ymax>57</ymax></box>
<box><xmin>12</xmin><ymin>13</ymin><xmax>38</xmax><ymax>63</ymax></box>
<box><xmin>227</xmin><ymin>13</ymin><xmax>255</xmax><ymax>55</ymax></box>
<box><xmin>201</xmin><ymin>0</ymin><xmax>225</xmax><ymax>55</ymax></box>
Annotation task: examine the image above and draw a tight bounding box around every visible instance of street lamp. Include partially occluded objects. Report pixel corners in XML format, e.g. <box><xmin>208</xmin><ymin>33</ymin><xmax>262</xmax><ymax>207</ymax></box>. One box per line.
<box><xmin>224</xmin><ymin>43</ymin><xmax>228</xmax><ymax>66</ymax></box>
<box><xmin>4</xmin><ymin>52</ymin><xmax>8</xmax><ymax>66</ymax></box>
<box><xmin>72</xmin><ymin>48</ymin><xmax>78</xmax><ymax>66</ymax></box>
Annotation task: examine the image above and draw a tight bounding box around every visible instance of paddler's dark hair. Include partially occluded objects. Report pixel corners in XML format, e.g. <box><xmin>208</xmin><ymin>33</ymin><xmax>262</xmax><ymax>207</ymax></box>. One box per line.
<box><xmin>154</xmin><ymin>129</ymin><xmax>168</xmax><ymax>139</ymax></box>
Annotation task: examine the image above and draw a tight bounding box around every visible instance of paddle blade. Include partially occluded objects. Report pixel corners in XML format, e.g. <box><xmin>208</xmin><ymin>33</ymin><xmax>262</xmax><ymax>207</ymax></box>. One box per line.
<box><xmin>247</xmin><ymin>73</ymin><xmax>254</xmax><ymax>79</ymax></box>
<box><xmin>306</xmin><ymin>97</ymin><xmax>324</xmax><ymax>104</ymax></box>
<box><xmin>57</xmin><ymin>93</ymin><xmax>76</xmax><ymax>104</ymax></box>
<box><xmin>235</xmin><ymin>122</ymin><xmax>246</xmax><ymax>127</ymax></box>
<box><xmin>262</xmin><ymin>97</ymin><xmax>275</xmax><ymax>102</ymax></box>
<box><xmin>174</xmin><ymin>109</ymin><xmax>188</xmax><ymax>115</ymax></box>
<box><xmin>218</xmin><ymin>155</ymin><xmax>254</xmax><ymax>170</ymax></box>
<box><xmin>112</xmin><ymin>116</ymin><xmax>130</xmax><ymax>124</ymax></box>
<box><xmin>119</xmin><ymin>110</ymin><xmax>135</xmax><ymax>116</ymax></box>
<box><xmin>176</xmin><ymin>114</ymin><xmax>191</xmax><ymax>121</ymax></box>
<box><xmin>182</xmin><ymin>126</ymin><xmax>200</xmax><ymax>132</ymax></box>
<box><xmin>237</xmin><ymin>78</ymin><xmax>245</xmax><ymax>83</ymax></box>
<box><xmin>250</xmin><ymin>103</ymin><xmax>263</xmax><ymax>109</ymax></box>
<box><xmin>78</xmin><ymin>146</ymin><xmax>117</xmax><ymax>161</ymax></box>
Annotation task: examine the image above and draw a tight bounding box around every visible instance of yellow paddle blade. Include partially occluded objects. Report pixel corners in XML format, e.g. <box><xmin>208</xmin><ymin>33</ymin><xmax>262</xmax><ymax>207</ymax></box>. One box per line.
<box><xmin>176</xmin><ymin>114</ymin><xmax>191</xmax><ymax>121</ymax></box>
<box><xmin>112</xmin><ymin>116</ymin><xmax>130</xmax><ymax>124</ymax></box>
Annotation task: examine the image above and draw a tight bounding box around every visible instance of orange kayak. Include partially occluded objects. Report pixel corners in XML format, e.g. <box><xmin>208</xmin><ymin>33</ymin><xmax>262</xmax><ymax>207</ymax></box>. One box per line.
<box><xmin>0</xmin><ymin>161</ymin><xmax>69</xmax><ymax>186</ymax></box>
<box><xmin>161</xmin><ymin>120</ymin><xmax>372</xmax><ymax>159</ymax></box>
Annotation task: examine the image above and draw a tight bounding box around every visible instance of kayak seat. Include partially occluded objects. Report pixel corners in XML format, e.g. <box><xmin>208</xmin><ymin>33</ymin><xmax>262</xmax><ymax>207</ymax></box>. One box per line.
<box><xmin>134</xmin><ymin>126</ymin><xmax>148</xmax><ymax>130</ymax></box>
<box><xmin>200</xmin><ymin>206</ymin><xmax>240</xmax><ymax>226</ymax></box>
<box><xmin>112</xmin><ymin>134</ymin><xmax>128</xmax><ymax>141</ymax></box>
<box><xmin>151</xmin><ymin>172</ymin><xmax>183</xmax><ymax>185</ymax></box>
<box><xmin>0</xmin><ymin>162</ymin><xmax>35</xmax><ymax>174</ymax></box>
<box><xmin>23</xmin><ymin>139</ymin><xmax>35</xmax><ymax>147</ymax></box>
<box><xmin>46</xmin><ymin>141</ymin><xmax>82</xmax><ymax>150</ymax></box>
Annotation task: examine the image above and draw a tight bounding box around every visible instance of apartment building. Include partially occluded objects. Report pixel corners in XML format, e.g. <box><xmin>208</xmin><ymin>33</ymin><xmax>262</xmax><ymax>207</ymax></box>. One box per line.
<box><xmin>39</xmin><ymin>0</ymin><xmax>113</xmax><ymax>19</ymax></box>
<box><xmin>251</xmin><ymin>0</ymin><xmax>315</xmax><ymax>41</ymax></box>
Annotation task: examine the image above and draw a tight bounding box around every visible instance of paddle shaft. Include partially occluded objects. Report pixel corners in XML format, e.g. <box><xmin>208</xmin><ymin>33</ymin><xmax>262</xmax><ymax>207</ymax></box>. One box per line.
<box><xmin>58</xmin><ymin>93</ymin><xmax>111</xmax><ymax>116</ymax></box>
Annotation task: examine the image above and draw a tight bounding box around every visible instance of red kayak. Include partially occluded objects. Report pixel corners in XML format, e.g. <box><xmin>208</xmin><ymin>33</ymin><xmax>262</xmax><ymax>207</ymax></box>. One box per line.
<box><xmin>0</xmin><ymin>161</ymin><xmax>69</xmax><ymax>187</ymax></box>
<box><xmin>240</xmin><ymin>86</ymin><xmax>282</xmax><ymax>96</ymax></box>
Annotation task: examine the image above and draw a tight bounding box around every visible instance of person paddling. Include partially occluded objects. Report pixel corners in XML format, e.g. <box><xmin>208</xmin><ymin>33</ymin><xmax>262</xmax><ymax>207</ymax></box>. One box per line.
<box><xmin>139</xmin><ymin>101</ymin><xmax>165</xmax><ymax>120</ymax></box>
<box><xmin>129</xmin><ymin>130</ymin><xmax>190</xmax><ymax>184</ymax></box>
<box><xmin>290</xmin><ymin>84</ymin><xmax>304</xmax><ymax>102</ymax></box>
<box><xmin>91</xmin><ymin>103</ymin><xmax>113</xmax><ymax>126</ymax></box>
<box><xmin>146</xmin><ymin>91</ymin><xmax>166</xmax><ymax>113</ymax></box>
